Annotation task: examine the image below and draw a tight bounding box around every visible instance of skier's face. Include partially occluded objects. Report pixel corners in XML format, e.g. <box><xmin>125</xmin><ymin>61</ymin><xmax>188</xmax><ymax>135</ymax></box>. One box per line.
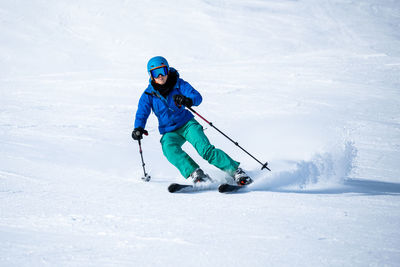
<box><xmin>153</xmin><ymin>74</ymin><xmax>168</xmax><ymax>85</ymax></box>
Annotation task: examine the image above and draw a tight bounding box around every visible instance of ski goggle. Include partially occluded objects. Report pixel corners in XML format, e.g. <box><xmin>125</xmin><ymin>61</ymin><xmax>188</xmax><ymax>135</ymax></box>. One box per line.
<box><xmin>150</xmin><ymin>66</ymin><xmax>169</xmax><ymax>78</ymax></box>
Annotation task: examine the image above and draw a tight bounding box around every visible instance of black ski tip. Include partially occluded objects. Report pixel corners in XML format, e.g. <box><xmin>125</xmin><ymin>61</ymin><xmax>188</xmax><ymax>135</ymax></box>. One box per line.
<box><xmin>218</xmin><ymin>184</ymin><xmax>229</xmax><ymax>193</ymax></box>
<box><xmin>218</xmin><ymin>183</ymin><xmax>243</xmax><ymax>193</ymax></box>
<box><xmin>168</xmin><ymin>183</ymin><xmax>193</xmax><ymax>193</ymax></box>
<box><xmin>168</xmin><ymin>183</ymin><xmax>180</xmax><ymax>193</ymax></box>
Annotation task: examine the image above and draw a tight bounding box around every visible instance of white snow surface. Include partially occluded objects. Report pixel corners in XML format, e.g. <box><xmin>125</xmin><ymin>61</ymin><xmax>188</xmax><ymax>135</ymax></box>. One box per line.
<box><xmin>1</xmin><ymin>0</ymin><xmax>400</xmax><ymax>266</ymax></box>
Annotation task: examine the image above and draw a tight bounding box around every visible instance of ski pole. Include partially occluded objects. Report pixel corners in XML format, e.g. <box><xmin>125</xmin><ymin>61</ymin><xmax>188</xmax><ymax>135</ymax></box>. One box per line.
<box><xmin>137</xmin><ymin>130</ymin><xmax>151</xmax><ymax>181</ymax></box>
<box><xmin>187</xmin><ymin>106</ymin><xmax>271</xmax><ymax>171</ymax></box>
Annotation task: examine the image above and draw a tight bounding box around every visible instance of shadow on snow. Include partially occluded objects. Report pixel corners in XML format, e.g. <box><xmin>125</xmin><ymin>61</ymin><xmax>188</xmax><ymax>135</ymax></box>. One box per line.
<box><xmin>251</xmin><ymin>178</ymin><xmax>400</xmax><ymax>196</ymax></box>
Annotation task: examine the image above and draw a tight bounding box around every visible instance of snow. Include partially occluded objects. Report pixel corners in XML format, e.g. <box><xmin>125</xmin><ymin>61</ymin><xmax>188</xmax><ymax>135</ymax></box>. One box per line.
<box><xmin>1</xmin><ymin>0</ymin><xmax>400</xmax><ymax>266</ymax></box>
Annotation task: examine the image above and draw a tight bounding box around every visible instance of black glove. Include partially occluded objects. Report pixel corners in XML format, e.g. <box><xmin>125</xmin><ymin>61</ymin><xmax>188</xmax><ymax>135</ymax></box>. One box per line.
<box><xmin>132</xmin><ymin>127</ymin><xmax>148</xmax><ymax>141</ymax></box>
<box><xmin>173</xmin><ymin>94</ymin><xmax>193</xmax><ymax>108</ymax></box>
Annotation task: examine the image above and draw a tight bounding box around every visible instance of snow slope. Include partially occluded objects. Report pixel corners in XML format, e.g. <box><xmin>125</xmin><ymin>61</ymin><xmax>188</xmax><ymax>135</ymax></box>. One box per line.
<box><xmin>1</xmin><ymin>0</ymin><xmax>400</xmax><ymax>266</ymax></box>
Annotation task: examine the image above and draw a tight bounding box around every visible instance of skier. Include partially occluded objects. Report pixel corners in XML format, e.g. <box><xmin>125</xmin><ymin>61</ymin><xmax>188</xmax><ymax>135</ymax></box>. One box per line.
<box><xmin>132</xmin><ymin>56</ymin><xmax>252</xmax><ymax>186</ymax></box>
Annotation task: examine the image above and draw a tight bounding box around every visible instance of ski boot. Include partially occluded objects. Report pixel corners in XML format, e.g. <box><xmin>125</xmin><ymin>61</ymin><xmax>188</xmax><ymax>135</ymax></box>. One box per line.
<box><xmin>190</xmin><ymin>168</ymin><xmax>212</xmax><ymax>184</ymax></box>
<box><xmin>233</xmin><ymin>168</ymin><xmax>253</xmax><ymax>186</ymax></box>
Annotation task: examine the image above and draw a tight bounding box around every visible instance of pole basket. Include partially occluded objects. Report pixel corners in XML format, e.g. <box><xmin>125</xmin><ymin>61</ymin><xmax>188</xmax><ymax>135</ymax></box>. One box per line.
<box><xmin>141</xmin><ymin>174</ymin><xmax>151</xmax><ymax>182</ymax></box>
<box><xmin>261</xmin><ymin>162</ymin><xmax>271</xmax><ymax>171</ymax></box>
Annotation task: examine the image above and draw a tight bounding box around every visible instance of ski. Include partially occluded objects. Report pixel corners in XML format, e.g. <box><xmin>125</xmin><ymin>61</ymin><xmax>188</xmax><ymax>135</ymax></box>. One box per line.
<box><xmin>168</xmin><ymin>174</ymin><xmax>252</xmax><ymax>193</ymax></box>
<box><xmin>168</xmin><ymin>179</ymin><xmax>222</xmax><ymax>193</ymax></box>
<box><xmin>168</xmin><ymin>182</ymin><xmax>247</xmax><ymax>193</ymax></box>
<box><xmin>218</xmin><ymin>183</ymin><xmax>244</xmax><ymax>193</ymax></box>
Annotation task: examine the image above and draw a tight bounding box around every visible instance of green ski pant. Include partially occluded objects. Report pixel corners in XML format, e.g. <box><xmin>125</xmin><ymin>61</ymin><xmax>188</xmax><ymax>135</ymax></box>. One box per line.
<box><xmin>160</xmin><ymin>119</ymin><xmax>239</xmax><ymax>178</ymax></box>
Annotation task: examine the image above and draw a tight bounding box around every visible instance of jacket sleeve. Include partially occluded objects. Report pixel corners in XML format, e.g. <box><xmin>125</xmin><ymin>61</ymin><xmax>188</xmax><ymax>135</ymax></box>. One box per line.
<box><xmin>178</xmin><ymin>79</ymin><xmax>203</xmax><ymax>106</ymax></box>
<box><xmin>134</xmin><ymin>92</ymin><xmax>152</xmax><ymax>129</ymax></box>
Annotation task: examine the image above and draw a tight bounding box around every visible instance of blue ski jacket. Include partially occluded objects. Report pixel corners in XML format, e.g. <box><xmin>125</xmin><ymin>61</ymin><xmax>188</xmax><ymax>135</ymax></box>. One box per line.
<box><xmin>134</xmin><ymin>68</ymin><xmax>202</xmax><ymax>134</ymax></box>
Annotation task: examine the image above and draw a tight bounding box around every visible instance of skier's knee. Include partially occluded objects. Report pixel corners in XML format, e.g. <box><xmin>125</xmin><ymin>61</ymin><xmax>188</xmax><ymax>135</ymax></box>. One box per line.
<box><xmin>199</xmin><ymin>144</ymin><xmax>215</xmax><ymax>161</ymax></box>
<box><xmin>162</xmin><ymin>143</ymin><xmax>182</xmax><ymax>158</ymax></box>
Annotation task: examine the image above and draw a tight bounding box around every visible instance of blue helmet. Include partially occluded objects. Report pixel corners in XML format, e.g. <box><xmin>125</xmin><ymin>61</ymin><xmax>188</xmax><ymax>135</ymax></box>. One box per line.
<box><xmin>147</xmin><ymin>56</ymin><xmax>169</xmax><ymax>78</ymax></box>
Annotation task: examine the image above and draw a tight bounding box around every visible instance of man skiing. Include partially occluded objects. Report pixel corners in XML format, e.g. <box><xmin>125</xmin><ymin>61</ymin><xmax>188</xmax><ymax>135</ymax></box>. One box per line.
<box><xmin>132</xmin><ymin>56</ymin><xmax>252</xmax><ymax>186</ymax></box>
